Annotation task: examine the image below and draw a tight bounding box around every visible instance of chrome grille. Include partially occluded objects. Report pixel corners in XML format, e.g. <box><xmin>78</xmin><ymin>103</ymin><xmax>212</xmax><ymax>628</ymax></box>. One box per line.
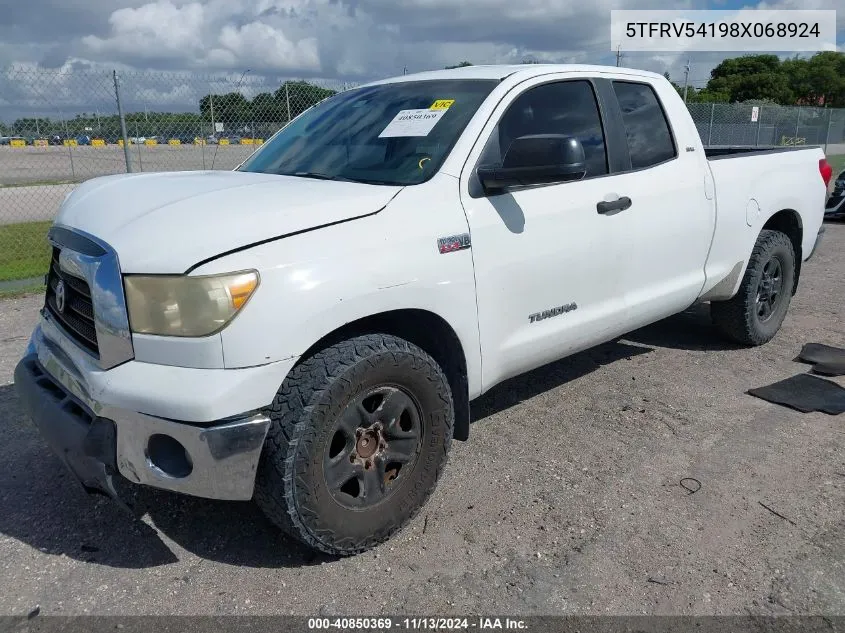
<box><xmin>45</xmin><ymin>247</ymin><xmax>99</xmax><ymax>356</ymax></box>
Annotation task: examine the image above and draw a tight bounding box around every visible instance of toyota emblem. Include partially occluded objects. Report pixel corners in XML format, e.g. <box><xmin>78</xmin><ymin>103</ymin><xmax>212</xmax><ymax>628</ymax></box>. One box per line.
<box><xmin>55</xmin><ymin>280</ymin><xmax>67</xmax><ymax>313</ymax></box>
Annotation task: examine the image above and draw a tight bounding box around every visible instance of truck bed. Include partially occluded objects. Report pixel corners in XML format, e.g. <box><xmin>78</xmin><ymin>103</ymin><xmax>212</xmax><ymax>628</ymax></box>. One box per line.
<box><xmin>705</xmin><ymin>145</ymin><xmax>820</xmax><ymax>160</ymax></box>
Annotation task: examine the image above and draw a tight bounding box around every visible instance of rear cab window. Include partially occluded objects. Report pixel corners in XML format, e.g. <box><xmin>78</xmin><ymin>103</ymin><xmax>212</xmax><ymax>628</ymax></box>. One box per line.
<box><xmin>611</xmin><ymin>81</ymin><xmax>677</xmax><ymax>170</ymax></box>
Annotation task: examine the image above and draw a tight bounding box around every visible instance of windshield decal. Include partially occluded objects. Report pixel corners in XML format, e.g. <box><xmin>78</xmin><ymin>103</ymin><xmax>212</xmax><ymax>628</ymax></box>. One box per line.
<box><xmin>429</xmin><ymin>99</ymin><xmax>455</xmax><ymax>111</ymax></box>
<box><xmin>378</xmin><ymin>109</ymin><xmax>446</xmax><ymax>138</ymax></box>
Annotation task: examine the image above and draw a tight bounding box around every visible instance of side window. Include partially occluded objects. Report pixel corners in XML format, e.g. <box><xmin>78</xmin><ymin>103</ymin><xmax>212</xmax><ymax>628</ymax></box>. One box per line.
<box><xmin>484</xmin><ymin>80</ymin><xmax>608</xmax><ymax>178</ymax></box>
<box><xmin>612</xmin><ymin>81</ymin><xmax>676</xmax><ymax>170</ymax></box>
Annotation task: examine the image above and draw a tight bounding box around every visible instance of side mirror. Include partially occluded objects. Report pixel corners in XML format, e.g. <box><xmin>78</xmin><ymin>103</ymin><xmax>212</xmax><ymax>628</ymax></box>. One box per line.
<box><xmin>477</xmin><ymin>134</ymin><xmax>587</xmax><ymax>193</ymax></box>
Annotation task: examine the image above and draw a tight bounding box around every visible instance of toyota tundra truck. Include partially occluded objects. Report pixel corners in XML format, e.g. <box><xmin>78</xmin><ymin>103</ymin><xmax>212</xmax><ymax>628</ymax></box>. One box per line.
<box><xmin>14</xmin><ymin>64</ymin><xmax>832</xmax><ymax>555</ymax></box>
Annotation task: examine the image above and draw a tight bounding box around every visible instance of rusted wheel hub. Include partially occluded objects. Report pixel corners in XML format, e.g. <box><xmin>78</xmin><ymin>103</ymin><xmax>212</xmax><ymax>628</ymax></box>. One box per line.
<box><xmin>356</xmin><ymin>429</ymin><xmax>380</xmax><ymax>459</ymax></box>
<box><xmin>324</xmin><ymin>385</ymin><xmax>422</xmax><ymax>509</ymax></box>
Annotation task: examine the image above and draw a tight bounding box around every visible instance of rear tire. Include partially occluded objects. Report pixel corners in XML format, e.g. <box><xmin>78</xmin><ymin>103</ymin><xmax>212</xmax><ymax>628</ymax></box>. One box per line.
<box><xmin>710</xmin><ymin>229</ymin><xmax>796</xmax><ymax>346</ymax></box>
<box><xmin>254</xmin><ymin>333</ymin><xmax>453</xmax><ymax>556</ymax></box>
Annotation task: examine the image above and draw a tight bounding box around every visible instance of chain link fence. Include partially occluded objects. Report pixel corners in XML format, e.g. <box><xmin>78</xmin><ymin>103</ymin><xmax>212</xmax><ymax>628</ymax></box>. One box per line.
<box><xmin>687</xmin><ymin>102</ymin><xmax>845</xmax><ymax>149</ymax></box>
<box><xmin>0</xmin><ymin>67</ymin><xmax>355</xmax><ymax>287</ymax></box>
<box><xmin>1</xmin><ymin>66</ymin><xmax>844</xmax><ymax>286</ymax></box>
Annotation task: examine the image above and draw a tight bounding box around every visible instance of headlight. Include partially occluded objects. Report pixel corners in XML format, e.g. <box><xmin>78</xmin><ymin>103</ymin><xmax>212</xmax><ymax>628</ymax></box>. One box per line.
<box><xmin>124</xmin><ymin>270</ymin><xmax>259</xmax><ymax>337</ymax></box>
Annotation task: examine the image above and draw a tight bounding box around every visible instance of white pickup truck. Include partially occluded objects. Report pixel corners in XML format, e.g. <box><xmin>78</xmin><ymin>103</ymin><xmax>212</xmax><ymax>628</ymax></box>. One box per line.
<box><xmin>15</xmin><ymin>64</ymin><xmax>832</xmax><ymax>556</ymax></box>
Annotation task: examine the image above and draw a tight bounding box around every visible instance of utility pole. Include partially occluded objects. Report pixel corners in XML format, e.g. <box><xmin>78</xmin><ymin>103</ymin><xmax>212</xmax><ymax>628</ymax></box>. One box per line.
<box><xmin>683</xmin><ymin>58</ymin><xmax>691</xmax><ymax>103</ymax></box>
<box><xmin>209</xmin><ymin>94</ymin><xmax>215</xmax><ymax>136</ymax></box>
<box><xmin>403</xmin><ymin>66</ymin><xmax>407</xmax><ymax>75</ymax></box>
<box><xmin>615</xmin><ymin>45</ymin><xmax>623</xmax><ymax>67</ymax></box>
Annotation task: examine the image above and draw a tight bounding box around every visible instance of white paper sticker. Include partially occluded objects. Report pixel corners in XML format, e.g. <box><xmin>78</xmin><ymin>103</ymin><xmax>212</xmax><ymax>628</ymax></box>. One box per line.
<box><xmin>378</xmin><ymin>109</ymin><xmax>446</xmax><ymax>138</ymax></box>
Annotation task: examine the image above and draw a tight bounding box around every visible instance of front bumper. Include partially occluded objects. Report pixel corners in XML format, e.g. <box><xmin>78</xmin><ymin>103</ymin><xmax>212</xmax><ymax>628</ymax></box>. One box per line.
<box><xmin>14</xmin><ymin>323</ymin><xmax>280</xmax><ymax>501</ymax></box>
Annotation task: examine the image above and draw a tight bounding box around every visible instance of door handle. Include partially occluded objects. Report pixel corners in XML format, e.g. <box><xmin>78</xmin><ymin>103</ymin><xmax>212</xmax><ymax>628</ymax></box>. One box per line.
<box><xmin>596</xmin><ymin>196</ymin><xmax>632</xmax><ymax>215</ymax></box>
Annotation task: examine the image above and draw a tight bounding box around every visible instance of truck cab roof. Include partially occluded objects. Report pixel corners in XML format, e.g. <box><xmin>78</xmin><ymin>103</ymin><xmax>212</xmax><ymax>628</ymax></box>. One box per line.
<box><xmin>364</xmin><ymin>64</ymin><xmax>668</xmax><ymax>87</ymax></box>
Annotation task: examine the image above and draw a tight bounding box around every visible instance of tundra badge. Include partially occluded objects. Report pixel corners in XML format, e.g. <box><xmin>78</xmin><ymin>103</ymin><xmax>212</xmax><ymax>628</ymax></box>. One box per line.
<box><xmin>529</xmin><ymin>302</ymin><xmax>578</xmax><ymax>323</ymax></box>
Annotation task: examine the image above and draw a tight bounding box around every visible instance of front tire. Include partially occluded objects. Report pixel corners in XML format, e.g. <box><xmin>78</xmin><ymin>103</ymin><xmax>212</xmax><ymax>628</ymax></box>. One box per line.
<box><xmin>254</xmin><ymin>334</ymin><xmax>454</xmax><ymax>556</ymax></box>
<box><xmin>710</xmin><ymin>229</ymin><xmax>796</xmax><ymax>346</ymax></box>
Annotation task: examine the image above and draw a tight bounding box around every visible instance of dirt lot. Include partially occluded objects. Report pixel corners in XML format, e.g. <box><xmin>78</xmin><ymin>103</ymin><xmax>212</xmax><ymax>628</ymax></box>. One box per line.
<box><xmin>0</xmin><ymin>223</ymin><xmax>843</xmax><ymax>617</ymax></box>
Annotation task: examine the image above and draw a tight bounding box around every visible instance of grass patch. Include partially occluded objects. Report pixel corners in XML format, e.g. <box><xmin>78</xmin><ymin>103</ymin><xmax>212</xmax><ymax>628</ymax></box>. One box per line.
<box><xmin>0</xmin><ymin>179</ymin><xmax>79</xmax><ymax>188</ymax></box>
<box><xmin>827</xmin><ymin>154</ymin><xmax>845</xmax><ymax>178</ymax></box>
<box><xmin>0</xmin><ymin>283</ymin><xmax>45</xmax><ymax>299</ymax></box>
<box><xmin>0</xmin><ymin>221</ymin><xmax>52</xmax><ymax>282</ymax></box>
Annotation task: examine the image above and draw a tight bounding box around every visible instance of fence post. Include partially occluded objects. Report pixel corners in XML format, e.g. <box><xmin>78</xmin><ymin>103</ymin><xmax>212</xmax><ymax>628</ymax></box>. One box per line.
<box><xmin>706</xmin><ymin>103</ymin><xmax>715</xmax><ymax>146</ymax></box>
<box><xmin>113</xmin><ymin>70</ymin><xmax>133</xmax><ymax>173</ymax></box>
<box><xmin>285</xmin><ymin>83</ymin><xmax>292</xmax><ymax>122</ymax></box>
<box><xmin>794</xmin><ymin>106</ymin><xmax>801</xmax><ymax>143</ymax></box>
<box><xmin>62</xmin><ymin>116</ymin><xmax>76</xmax><ymax>180</ymax></box>
<box><xmin>755</xmin><ymin>106</ymin><xmax>762</xmax><ymax>147</ymax></box>
<box><xmin>824</xmin><ymin>109</ymin><xmax>832</xmax><ymax>154</ymax></box>
<box><xmin>135</xmin><ymin>122</ymin><xmax>143</xmax><ymax>171</ymax></box>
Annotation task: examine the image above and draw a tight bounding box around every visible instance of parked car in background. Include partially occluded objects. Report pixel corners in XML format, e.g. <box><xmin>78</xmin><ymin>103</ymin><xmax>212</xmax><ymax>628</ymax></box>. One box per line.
<box><xmin>76</xmin><ymin>135</ymin><xmax>92</xmax><ymax>146</ymax></box>
<box><xmin>0</xmin><ymin>135</ymin><xmax>25</xmax><ymax>145</ymax></box>
<box><xmin>48</xmin><ymin>135</ymin><xmax>64</xmax><ymax>146</ymax></box>
<box><xmin>825</xmin><ymin>170</ymin><xmax>845</xmax><ymax>219</ymax></box>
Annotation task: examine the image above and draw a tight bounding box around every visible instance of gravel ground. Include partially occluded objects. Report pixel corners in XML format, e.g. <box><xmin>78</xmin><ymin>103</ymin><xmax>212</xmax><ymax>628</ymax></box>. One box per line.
<box><xmin>0</xmin><ymin>223</ymin><xmax>843</xmax><ymax>617</ymax></box>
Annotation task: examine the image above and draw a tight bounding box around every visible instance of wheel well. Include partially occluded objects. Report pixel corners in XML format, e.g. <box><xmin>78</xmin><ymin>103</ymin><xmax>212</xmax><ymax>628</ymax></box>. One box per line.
<box><xmin>762</xmin><ymin>209</ymin><xmax>802</xmax><ymax>295</ymax></box>
<box><xmin>298</xmin><ymin>310</ymin><xmax>471</xmax><ymax>441</ymax></box>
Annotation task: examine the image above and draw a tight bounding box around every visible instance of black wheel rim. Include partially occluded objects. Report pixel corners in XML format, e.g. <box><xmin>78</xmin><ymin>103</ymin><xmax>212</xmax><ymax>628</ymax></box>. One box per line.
<box><xmin>323</xmin><ymin>385</ymin><xmax>422</xmax><ymax>509</ymax></box>
<box><xmin>755</xmin><ymin>255</ymin><xmax>784</xmax><ymax>323</ymax></box>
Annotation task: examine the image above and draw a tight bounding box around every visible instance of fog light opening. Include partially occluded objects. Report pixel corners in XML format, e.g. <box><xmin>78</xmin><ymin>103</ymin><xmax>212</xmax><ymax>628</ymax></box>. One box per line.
<box><xmin>146</xmin><ymin>434</ymin><xmax>193</xmax><ymax>478</ymax></box>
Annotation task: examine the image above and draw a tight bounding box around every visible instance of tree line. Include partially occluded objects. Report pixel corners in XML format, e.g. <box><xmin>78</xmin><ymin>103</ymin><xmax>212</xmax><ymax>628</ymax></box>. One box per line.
<box><xmin>3</xmin><ymin>80</ymin><xmax>338</xmax><ymax>138</ymax></box>
<box><xmin>666</xmin><ymin>52</ymin><xmax>845</xmax><ymax>106</ymax></box>
<box><xmin>448</xmin><ymin>53</ymin><xmax>845</xmax><ymax>107</ymax></box>
<box><xmin>3</xmin><ymin>53</ymin><xmax>843</xmax><ymax>138</ymax></box>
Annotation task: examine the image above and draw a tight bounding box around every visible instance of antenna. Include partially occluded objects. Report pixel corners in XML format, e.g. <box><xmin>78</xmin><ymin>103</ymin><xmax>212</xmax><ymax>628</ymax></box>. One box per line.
<box><xmin>211</xmin><ymin>69</ymin><xmax>250</xmax><ymax>170</ymax></box>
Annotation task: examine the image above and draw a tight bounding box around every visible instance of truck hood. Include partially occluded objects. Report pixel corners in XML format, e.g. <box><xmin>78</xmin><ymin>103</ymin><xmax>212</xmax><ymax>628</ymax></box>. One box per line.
<box><xmin>56</xmin><ymin>171</ymin><xmax>403</xmax><ymax>273</ymax></box>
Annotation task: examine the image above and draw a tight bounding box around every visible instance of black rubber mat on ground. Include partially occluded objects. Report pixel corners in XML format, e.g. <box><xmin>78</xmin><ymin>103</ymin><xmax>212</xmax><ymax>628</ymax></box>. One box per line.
<box><xmin>747</xmin><ymin>373</ymin><xmax>845</xmax><ymax>415</ymax></box>
<box><xmin>796</xmin><ymin>343</ymin><xmax>845</xmax><ymax>377</ymax></box>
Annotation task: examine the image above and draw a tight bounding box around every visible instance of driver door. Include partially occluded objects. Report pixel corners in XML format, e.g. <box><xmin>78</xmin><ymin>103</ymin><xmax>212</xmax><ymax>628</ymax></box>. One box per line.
<box><xmin>459</xmin><ymin>77</ymin><xmax>631</xmax><ymax>391</ymax></box>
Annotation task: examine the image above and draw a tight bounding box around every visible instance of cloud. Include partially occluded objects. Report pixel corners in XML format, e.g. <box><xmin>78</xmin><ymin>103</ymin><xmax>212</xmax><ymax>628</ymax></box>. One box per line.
<box><xmin>0</xmin><ymin>0</ymin><xmax>842</xmax><ymax>122</ymax></box>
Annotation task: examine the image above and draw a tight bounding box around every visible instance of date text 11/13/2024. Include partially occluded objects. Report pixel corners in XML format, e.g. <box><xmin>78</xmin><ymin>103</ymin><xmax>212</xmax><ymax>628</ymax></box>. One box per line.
<box><xmin>306</xmin><ymin>617</ymin><xmax>528</xmax><ymax>630</ymax></box>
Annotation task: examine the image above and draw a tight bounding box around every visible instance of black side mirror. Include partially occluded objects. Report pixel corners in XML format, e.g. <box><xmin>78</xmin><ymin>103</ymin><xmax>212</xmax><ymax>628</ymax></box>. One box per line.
<box><xmin>477</xmin><ymin>134</ymin><xmax>587</xmax><ymax>193</ymax></box>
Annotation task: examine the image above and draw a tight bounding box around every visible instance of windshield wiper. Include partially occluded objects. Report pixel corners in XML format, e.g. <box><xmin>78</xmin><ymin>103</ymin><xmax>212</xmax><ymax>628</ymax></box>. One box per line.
<box><xmin>288</xmin><ymin>171</ymin><xmax>398</xmax><ymax>186</ymax></box>
<box><xmin>290</xmin><ymin>171</ymin><xmax>356</xmax><ymax>182</ymax></box>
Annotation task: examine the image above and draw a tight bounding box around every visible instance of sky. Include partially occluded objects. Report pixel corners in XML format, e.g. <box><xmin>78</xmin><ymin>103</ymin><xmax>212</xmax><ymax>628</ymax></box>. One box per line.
<box><xmin>0</xmin><ymin>0</ymin><xmax>843</xmax><ymax>121</ymax></box>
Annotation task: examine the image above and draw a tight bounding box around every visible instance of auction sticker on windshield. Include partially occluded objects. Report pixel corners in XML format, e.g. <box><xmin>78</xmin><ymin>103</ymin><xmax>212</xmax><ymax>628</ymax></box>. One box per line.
<box><xmin>430</xmin><ymin>99</ymin><xmax>455</xmax><ymax>110</ymax></box>
<box><xmin>379</xmin><ymin>109</ymin><xmax>446</xmax><ymax>138</ymax></box>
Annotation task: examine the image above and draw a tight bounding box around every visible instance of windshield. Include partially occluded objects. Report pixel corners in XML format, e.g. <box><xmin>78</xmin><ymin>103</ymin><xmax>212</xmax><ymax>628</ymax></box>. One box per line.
<box><xmin>238</xmin><ymin>79</ymin><xmax>498</xmax><ymax>186</ymax></box>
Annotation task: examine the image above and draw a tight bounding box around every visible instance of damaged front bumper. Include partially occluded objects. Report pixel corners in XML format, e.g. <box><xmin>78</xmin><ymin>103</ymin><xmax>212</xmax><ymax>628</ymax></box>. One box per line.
<box><xmin>14</xmin><ymin>324</ymin><xmax>272</xmax><ymax>503</ymax></box>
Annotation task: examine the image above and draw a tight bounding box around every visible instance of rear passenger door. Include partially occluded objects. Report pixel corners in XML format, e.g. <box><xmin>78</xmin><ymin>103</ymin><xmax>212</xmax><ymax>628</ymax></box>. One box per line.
<box><xmin>603</xmin><ymin>80</ymin><xmax>715</xmax><ymax>329</ymax></box>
